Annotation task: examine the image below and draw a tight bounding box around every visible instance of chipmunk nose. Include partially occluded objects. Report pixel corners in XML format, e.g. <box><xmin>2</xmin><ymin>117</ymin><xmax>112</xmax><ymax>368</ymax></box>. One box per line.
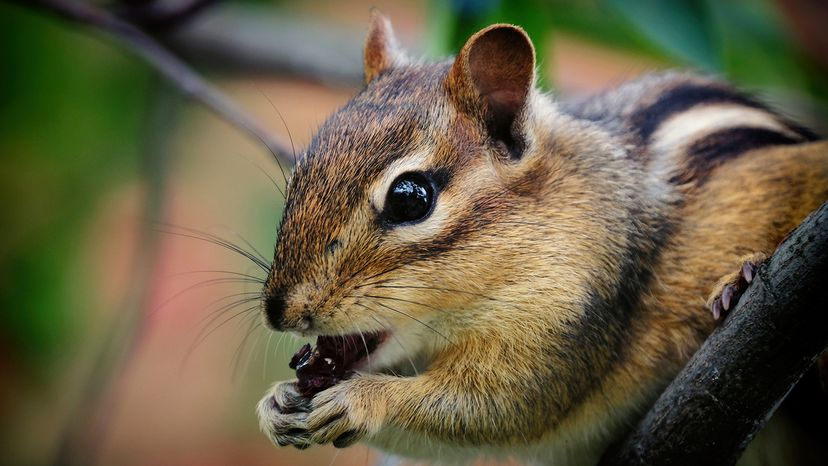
<box><xmin>263</xmin><ymin>291</ymin><xmax>287</xmax><ymax>330</ymax></box>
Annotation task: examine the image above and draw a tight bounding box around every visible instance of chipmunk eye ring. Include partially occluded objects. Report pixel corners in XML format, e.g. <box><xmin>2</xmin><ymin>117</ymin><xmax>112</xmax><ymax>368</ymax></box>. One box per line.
<box><xmin>382</xmin><ymin>171</ymin><xmax>436</xmax><ymax>225</ymax></box>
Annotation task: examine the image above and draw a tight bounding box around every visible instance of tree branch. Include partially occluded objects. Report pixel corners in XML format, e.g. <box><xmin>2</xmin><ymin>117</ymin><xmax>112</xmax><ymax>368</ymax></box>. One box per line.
<box><xmin>164</xmin><ymin>5</ymin><xmax>364</xmax><ymax>86</ymax></box>
<box><xmin>9</xmin><ymin>0</ymin><xmax>295</xmax><ymax>168</ymax></box>
<box><xmin>601</xmin><ymin>199</ymin><xmax>828</xmax><ymax>465</ymax></box>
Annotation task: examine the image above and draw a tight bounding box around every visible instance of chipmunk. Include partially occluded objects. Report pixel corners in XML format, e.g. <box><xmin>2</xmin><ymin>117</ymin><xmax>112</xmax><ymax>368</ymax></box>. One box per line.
<box><xmin>256</xmin><ymin>11</ymin><xmax>828</xmax><ymax>465</ymax></box>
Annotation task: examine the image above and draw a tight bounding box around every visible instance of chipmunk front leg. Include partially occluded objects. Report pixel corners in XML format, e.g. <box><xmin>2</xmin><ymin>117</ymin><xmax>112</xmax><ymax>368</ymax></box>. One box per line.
<box><xmin>304</xmin><ymin>345</ymin><xmax>549</xmax><ymax>449</ymax></box>
<box><xmin>261</xmin><ymin>337</ymin><xmax>550</xmax><ymax>449</ymax></box>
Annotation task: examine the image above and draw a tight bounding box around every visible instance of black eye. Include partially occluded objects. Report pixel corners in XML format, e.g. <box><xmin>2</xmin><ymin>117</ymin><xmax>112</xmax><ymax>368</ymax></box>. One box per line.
<box><xmin>383</xmin><ymin>172</ymin><xmax>435</xmax><ymax>224</ymax></box>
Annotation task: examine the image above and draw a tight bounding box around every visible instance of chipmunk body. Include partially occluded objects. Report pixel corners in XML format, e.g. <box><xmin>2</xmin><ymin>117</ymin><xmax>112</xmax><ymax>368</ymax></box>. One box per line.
<box><xmin>256</xmin><ymin>13</ymin><xmax>828</xmax><ymax>465</ymax></box>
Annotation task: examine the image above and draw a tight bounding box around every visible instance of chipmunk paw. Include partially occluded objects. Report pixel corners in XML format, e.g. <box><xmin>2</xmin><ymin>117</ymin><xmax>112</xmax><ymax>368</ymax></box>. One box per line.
<box><xmin>257</xmin><ymin>380</ymin><xmax>313</xmax><ymax>449</ymax></box>
<box><xmin>707</xmin><ymin>252</ymin><xmax>768</xmax><ymax>320</ymax></box>
<box><xmin>306</xmin><ymin>379</ymin><xmax>376</xmax><ymax>448</ymax></box>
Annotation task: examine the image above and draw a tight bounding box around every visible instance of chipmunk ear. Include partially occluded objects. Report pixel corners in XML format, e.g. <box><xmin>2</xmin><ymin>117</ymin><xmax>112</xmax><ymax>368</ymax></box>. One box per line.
<box><xmin>447</xmin><ymin>24</ymin><xmax>536</xmax><ymax>158</ymax></box>
<box><xmin>364</xmin><ymin>10</ymin><xmax>403</xmax><ymax>83</ymax></box>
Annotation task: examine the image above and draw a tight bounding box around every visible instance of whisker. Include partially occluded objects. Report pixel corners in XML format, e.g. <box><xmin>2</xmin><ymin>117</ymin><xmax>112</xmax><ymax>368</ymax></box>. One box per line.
<box><xmin>263</xmin><ymin>330</ymin><xmax>275</xmax><ymax>381</ymax></box>
<box><xmin>366</xmin><ymin>312</ymin><xmax>419</xmax><ymax>377</ymax></box>
<box><xmin>354</xmin><ymin>303</ymin><xmax>436</xmax><ymax>377</ymax></box>
<box><xmin>230</xmin><ymin>231</ymin><xmax>271</xmax><ymax>268</ymax></box>
<box><xmin>230</xmin><ymin>148</ymin><xmax>286</xmax><ymax>198</ymax></box>
<box><xmin>336</xmin><ymin>260</ymin><xmax>390</xmax><ymax>291</ymax></box>
<box><xmin>153</xmin><ymin>278</ymin><xmax>262</xmax><ymax>316</ymax></box>
<box><xmin>327</xmin><ymin>445</ymin><xmax>343</xmax><ymax>466</ymax></box>
<box><xmin>161</xmin><ymin>229</ymin><xmax>270</xmax><ymax>272</ymax></box>
<box><xmin>356</xmin><ymin>297</ymin><xmax>451</xmax><ymax>345</ymax></box>
<box><xmin>169</xmin><ymin>269</ymin><xmax>266</xmax><ymax>283</ymax></box>
<box><xmin>362</xmin><ymin>294</ymin><xmax>445</xmax><ymax>312</ymax></box>
<box><xmin>257</xmin><ymin>85</ymin><xmax>298</xmax><ymax>168</ymax></box>
<box><xmin>230</xmin><ymin>313</ymin><xmax>256</xmax><ymax>378</ymax></box>
<box><xmin>182</xmin><ymin>302</ymin><xmax>261</xmax><ymax>368</ymax></box>
<box><xmin>195</xmin><ymin>291</ymin><xmax>260</xmax><ymax>327</ymax></box>
<box><xmin>277</xmin><ymin>331</ymin><xmax>289</xmax><ymax>353</ymax></box>
<box><xmin>233</xmin><ymin>313</ymin><xmax>263</xmax><ymax>381</ymax></box>
<box><xmin>247</xmin><ymin>324</ymin><xmax>267</xmax><ymax>381</ymax></box>
<box><xmin>355</xmin><ymin>276</ymin><xmax>394</xmax><ymax>290</ymax></box>
<box><xmin>343</xmin><ymin>309</ymin><xmax>371</xmax><ymax>372</ymax></box>
<box><xmin>374</xmin><ymin>284</ymin><xmax>499</xmax><ymax>301</ymax></box>
<box><xmin>275</xmin><ymin>331</ymin><xmax>290</xmax><ymax>361</ymax></box>
<box><xmin>156</xmin><ymin>223</ymin><xmax>271</xmax><ymax>272</ymax></box>
<box><xmin>352</xmin><ymin>263</ymin><xmax>406</xmax><ymax>289</ymax></box>
<box><xmin>190</xmin><ymin>293</ymin><xmax>261</xmax><ymax>335</ymax></box>
<box><xmin>242</xmin><ymin>83</ymin><xmax>292</xmax><ymax>188</ymax></box>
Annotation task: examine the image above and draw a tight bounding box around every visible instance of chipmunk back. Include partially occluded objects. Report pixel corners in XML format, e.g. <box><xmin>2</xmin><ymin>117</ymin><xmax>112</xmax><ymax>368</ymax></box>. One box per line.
<box><xmin>257</xmin><ymin>12</ymin><xmax>828</xmax><ymax>465</ymax></box>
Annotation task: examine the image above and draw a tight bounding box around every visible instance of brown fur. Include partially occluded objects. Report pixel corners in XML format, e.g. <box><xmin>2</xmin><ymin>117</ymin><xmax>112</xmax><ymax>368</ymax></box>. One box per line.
<box><xmin>257</xmin><ymin>13</ymin><xmax>828</xmax><ymax>465</ymax></box>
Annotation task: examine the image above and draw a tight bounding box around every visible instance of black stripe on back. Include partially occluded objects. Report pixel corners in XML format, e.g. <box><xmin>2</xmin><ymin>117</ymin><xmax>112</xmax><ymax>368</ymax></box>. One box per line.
<box><xmin>671</xmin><ymin>126</ymin><xmax>802</xmax><ymax>186</ymax></box>
<box><xmin>632</xmin><ymin>84</ymin><xmax>767</xmax><ymax>142</ymax></box>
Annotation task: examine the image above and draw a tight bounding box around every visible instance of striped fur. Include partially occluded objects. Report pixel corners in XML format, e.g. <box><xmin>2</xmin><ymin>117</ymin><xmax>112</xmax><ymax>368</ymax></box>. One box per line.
<box><xmin>258</xmin><ymin>16</ymin><xmax>828</xmax><ymax>466</ymax></box>
<box><xmin>563</xmin><ymin>72</ymin><xmax>819</xmax><ymax>189</ymax></box>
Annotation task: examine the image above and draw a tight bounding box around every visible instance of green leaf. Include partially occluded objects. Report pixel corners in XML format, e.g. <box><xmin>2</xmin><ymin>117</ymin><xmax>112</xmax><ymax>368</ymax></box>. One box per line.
<box><xmin>603</xmin><ymin>0</ymin><xmax>721</xmax><ymax>70</ymax></box>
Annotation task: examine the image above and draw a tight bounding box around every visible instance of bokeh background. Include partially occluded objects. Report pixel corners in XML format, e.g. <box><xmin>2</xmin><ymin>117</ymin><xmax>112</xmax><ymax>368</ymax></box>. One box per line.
<box><xmin>1</xmin><ymin>1</ymin><xmax>826</xmax><ymax>465</ymax></box>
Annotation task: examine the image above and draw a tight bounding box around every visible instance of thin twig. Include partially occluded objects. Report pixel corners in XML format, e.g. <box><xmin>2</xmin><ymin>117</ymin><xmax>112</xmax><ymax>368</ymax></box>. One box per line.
<box><xmin>119</xmin><ymin>0</ymin><xmax>219</xmax><ymax>31</ymax></box>
<box><xmin>9</xmin><ymin>0</ymin><xmax>295</xmax><ymax>168</ymax></box>
<box><xmin>166</xmin><ymin>5</ymin><xmax>364</xmax><ymax>87</ymax></box>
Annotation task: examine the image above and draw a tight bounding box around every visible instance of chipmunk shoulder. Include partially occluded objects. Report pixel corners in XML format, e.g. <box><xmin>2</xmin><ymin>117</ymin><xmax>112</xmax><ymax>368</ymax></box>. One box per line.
<box><xmin>256</xmin><ymin>11</ymin><xmax>828</xmax><ymax>465</ymax></box>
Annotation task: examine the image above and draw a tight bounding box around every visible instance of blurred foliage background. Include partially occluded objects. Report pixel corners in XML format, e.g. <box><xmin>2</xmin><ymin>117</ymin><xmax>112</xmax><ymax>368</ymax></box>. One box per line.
<box><xmin>0</xmin><ymin>0</ymin><xmax>825</xmax><ymax>465</ymax></box>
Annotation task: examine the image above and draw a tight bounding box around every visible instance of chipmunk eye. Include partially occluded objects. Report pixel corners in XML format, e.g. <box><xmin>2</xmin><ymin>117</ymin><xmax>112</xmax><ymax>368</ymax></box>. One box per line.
<box><xmin>383</xmin><ymin>172</ymin><xmax>435</xmax><ymax>224</ymax></box>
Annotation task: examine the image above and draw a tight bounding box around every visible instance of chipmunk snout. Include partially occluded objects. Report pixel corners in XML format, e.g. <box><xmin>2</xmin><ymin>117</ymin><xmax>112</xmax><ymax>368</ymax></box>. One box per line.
<box><xmin>263</xmin><ymin>286</ymin><xmax>317</xmax><ymax>332</ymax></box>
<box><xmin>263</xmin><ymin>291</ymin><xmax>287</xmax><ymax>330</ymax></box>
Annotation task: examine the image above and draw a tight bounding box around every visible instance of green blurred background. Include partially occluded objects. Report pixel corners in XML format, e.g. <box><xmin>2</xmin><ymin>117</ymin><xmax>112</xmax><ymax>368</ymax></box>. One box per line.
<box><xmin>1</xmin><ymin>1</ymin><xmax>825</xmax><ymax>465</ymax></box>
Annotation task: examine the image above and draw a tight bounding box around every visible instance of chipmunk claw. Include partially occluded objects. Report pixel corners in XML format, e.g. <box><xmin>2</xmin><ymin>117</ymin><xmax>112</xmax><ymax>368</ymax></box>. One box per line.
<box><xmin>306</xmin><ymin>383</ymin><xmax>365</xmax><ymax>447</ymax></box>
<box><xmin>741</xmin><ymin>261</ymin><xmax>758</xmax><ymax>284</ymax></box>
<box><xmin>721</xmin><ymin>283</ymin><xmax>737</xmax><ymax>310</ymax></box>
<box><xmin>257</xmin><ymin>380</ymin><xmax>313</xmax><ymax>448</ymax></box>
<box><xmin>707</xmin><ymin>253</ymin><xmax>767</xmax><ymax>320</ymax></box>
<box><xmin>711</xmin><ymin>294</ymin><xmax>725</xmax><ymax>320</ymax></box>
<box><xmin>260</xmin><ymin>376</ymin><xmax>383</xmax><ymax>449</ymax></box>
<box><xmin>304</xmin><ymin>379</ymin><xmax>379</xmax><ymax>448</ymax></box>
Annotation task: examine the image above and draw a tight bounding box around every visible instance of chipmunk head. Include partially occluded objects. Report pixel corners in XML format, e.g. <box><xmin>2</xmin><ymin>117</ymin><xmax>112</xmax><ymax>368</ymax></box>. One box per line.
<box><xmin>261</xmin><ymin>12</ymin><xmax>653</xmax><ymax>381</ymax></box>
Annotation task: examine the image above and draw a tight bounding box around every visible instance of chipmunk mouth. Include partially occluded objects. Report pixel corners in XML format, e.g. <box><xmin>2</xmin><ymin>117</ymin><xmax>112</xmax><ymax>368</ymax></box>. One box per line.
<box><xmin>288</xmin><ymin>331</ymin><xmax>388</xmax><ymax>396</ymax></box>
